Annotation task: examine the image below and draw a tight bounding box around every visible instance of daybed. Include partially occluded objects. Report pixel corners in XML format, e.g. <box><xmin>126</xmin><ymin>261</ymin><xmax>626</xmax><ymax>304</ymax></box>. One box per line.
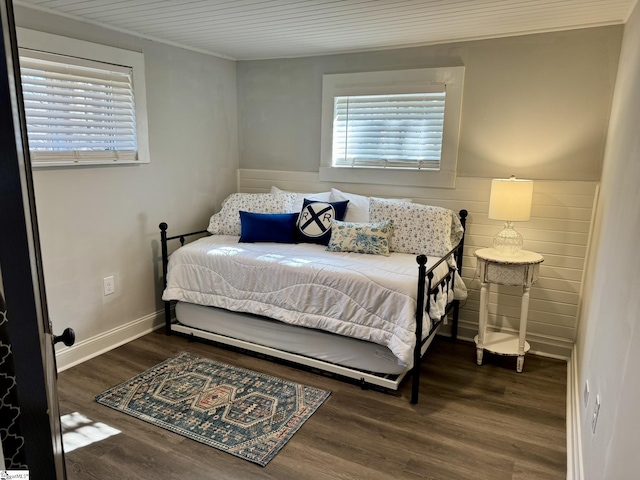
<box><xmin>160</xmin><ymin>188</ymin><xmax>468</xmax><ymax>403</ymax></box>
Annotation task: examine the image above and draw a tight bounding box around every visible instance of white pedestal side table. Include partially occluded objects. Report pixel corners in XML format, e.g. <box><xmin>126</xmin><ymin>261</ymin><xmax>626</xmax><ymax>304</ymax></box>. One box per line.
<box><xmin>473</xmin><ymin>248</ymin><xmax>544</xmax><ymax>372</ymax></box>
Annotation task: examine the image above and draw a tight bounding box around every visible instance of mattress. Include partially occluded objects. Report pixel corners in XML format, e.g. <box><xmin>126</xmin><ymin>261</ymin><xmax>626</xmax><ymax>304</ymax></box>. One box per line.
<box><xmin>163</xmin><ymin>235</ymin><xmax>467</xmax><ymax>366</ymax></box>
<box><xmin>175</xmin><ymin>301</ymin><xmax>408</xmax><ymax>375</ymax></box>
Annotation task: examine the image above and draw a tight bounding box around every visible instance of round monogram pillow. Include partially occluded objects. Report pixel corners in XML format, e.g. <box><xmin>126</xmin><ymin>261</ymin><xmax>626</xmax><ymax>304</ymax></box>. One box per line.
<box><xmin>296</xmin><ymin>199</ymin><xmax>349</xmax><ymax>245</ymax></box>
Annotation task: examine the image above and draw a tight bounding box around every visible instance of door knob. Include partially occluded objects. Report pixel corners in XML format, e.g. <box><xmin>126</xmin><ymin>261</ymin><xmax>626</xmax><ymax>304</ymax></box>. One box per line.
<box><xmin>53</xmin><ymin>327</ymin><xmax>75</xmax><ymax>347</ymax></box>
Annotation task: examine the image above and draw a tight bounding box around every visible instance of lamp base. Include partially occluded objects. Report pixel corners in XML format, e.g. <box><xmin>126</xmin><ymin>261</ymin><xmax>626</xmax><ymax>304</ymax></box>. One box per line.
<box><xmin>493</xmin><ymin>221</ymin><xmax>523</xmax><ymax>255</ymax></box>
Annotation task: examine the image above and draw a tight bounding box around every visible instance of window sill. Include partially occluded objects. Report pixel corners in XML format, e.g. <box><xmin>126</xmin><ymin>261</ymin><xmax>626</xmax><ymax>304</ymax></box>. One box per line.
<box><xmin>32</xmin><ymin>159</ymin><xmax>149</xmax><ymax>168</ymax></box>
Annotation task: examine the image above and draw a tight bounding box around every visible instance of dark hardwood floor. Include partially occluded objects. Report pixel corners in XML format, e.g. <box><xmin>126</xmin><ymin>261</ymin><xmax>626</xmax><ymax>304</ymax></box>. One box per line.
<box><xmin>57</xmin><ymin>330</ymin><xmax>566</xmax><ymax>479</ymax></box>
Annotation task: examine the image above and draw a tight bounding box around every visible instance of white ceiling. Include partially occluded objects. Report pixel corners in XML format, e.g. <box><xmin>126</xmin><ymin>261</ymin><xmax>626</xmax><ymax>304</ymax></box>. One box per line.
<box><xmin>15</xmin><ymin>0</ymin><xmax>638</xmax><ymax>60</ymax></box>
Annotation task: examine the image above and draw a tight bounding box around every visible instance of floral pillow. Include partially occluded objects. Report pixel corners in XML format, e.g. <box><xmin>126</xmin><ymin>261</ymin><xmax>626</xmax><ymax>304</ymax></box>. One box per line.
<box><xmin>329</xmin><ymin>188</ymin><xmax>412</xmax><ymax>223</ymax></box>
<box><xmin>326</xmin><ymin>220</ymin><xmax>394</xmax><ymax>256</ymax></box>
<box><xmin>369</xmin><ymin>197</ymin><xmax>461</xmax><ymax>257</ymax></box>
<box><xmin>207</xmin><ymin>192</ymin><xmax>296</xmax><ymax>235</ymax></box>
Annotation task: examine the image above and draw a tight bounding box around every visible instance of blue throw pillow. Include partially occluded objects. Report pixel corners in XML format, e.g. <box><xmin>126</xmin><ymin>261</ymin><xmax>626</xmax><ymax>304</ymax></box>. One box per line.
<box><xmin>239</xmin><ymin>211</ymin><xmax>299</xmax><ymax>243</ymax></box>
<box><xmin>296</xmin><ymin>199</ymin><xmax>349</xmax><ymax>245</ymax></box>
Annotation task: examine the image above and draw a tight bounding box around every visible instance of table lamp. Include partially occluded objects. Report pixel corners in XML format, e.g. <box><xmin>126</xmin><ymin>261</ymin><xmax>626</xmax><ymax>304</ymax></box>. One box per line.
<box><xmin>488</xmin><ymin>176</ymin><xmax>533</xmax><ymax>255</ymax></box>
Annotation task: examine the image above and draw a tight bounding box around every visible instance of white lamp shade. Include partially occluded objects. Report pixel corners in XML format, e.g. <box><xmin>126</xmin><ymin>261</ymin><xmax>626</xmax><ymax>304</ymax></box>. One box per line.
<box><xmin>488</xmin><ymin>178</ymin><xmax>533</xmax><ymax>221</ymax></box>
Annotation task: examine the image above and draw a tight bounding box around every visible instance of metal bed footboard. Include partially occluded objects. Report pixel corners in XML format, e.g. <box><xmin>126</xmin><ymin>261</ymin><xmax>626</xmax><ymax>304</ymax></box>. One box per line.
<box><xmin>159</xmin><ymin>222</ymin><xmax>208</xmax><ymax>335</ymax></box>
<box><xmin>411</xmin><ymin>208</ymin><xmax>468</xmax><ymax>403</ymax></box>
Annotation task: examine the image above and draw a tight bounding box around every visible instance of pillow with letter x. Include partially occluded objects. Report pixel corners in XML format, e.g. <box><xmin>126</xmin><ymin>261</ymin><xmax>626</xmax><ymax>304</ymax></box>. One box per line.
<box><xmin>296</xmin><ymin>199</ymin><xmax>349</xmax><ymax>245</ymax></box>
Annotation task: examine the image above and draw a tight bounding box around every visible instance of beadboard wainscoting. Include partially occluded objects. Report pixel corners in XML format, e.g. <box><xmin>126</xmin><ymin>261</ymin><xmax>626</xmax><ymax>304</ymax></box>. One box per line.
<box><xmin>239</xmin><ymin>169</ymin><xmax>598</xmax><ymax>359</ymax></box>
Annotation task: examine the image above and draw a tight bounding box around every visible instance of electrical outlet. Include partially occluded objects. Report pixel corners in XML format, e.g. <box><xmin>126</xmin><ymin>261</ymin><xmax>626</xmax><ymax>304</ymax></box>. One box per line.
<box><xmin>103</xmin><ymin>276</ymin><xmax>115</xmax><ymax>296</ymax></box>
<box><xmin>583</xmin><ymin>380</ymin><xmax>590</xmax><ymax>408</ymax></box>
<box><xmin>591</xmin><ymin>394</ymin><xmax>601</xmax><ymax>434</ymax></box>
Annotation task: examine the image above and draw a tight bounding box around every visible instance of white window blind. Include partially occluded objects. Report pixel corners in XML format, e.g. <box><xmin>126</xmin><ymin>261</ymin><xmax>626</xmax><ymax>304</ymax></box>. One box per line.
<box><xmin>19</xmin><ymin>49</ymin><xmax>138</xmax><ymax>164</ymax></box>
<box><xmin>332</xmin><ymin>89</ymin><xmax>446</xmax><ymax>170</ymax></box>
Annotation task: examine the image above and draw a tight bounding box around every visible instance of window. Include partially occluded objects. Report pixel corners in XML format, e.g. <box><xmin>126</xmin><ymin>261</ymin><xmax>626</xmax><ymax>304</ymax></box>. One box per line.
<box><xmin>320</xmin><ymin>67</ymin><xmax>464</xmax><ymax>188</ymax></box>
<box><xmin>332</xmin><ymin>90</ymin><xmax>446</xmax><ymax>170</ymax></box>
<box><xmin>17</xmin><ymin>28</ymin><xmax>149</xmax><ymax>167</ymax></box>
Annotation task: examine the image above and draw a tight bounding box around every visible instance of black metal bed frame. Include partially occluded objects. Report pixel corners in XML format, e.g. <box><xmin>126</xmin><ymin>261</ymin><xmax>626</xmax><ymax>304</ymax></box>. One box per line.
<box><xmin>159</xmin><ymin>209</ymin><xmax>468</xmax><ymax>404</ymax></box>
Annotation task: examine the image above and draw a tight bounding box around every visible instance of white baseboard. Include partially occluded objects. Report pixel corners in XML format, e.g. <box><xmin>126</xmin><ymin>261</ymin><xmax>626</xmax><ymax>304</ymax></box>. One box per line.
<box><xmin>55</xmin><ymin>310</ymin><xmax>165</xmax><ymax>372</ymax></box>
<box><xmin>567</xmin><ymin>345</ymin><xmax>584</xmax><ymax>480</ymax></box>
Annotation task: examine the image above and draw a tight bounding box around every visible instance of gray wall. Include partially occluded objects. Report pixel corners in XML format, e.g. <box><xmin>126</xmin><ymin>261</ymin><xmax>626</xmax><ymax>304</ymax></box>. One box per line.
<box><xmin>237</xmin><ymin>27</ymin><xmax>621</xmax><ymax>181</ymax></box>
<box><xmin>577</xmin><ymin>1</ymin><xmax>640</xmax><ymax>478</ymax></box>
<box><xmin>14</xmin><ymin>6</ymin><xmax>238</xmax><ymax>354</ymax></box>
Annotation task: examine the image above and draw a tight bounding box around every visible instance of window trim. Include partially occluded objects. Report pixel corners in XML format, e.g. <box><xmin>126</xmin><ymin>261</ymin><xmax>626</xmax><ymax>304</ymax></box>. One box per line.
<box><xmin>16</xmin><ymin>28</ymin><xmax>150</xmax><ymax>167</ymax></box>
<box><xmin>319</xmin><ymin>67</ymin><xmax>464</xmax><ymax>188</ymax></box>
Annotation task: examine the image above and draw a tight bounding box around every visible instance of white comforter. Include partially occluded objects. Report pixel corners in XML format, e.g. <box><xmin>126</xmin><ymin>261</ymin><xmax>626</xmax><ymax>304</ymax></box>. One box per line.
<box><xmin>162</xmin><ymin>236</ymin><xmax>467</xmax><ymax>366</ymax></box>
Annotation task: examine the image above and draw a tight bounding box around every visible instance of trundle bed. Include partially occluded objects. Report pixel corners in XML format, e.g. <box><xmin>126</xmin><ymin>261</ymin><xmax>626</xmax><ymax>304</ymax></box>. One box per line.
<box><xmin>160</xmin><ymin>190</ymin><xmax>468</xmax><ymax>403</ymax></box>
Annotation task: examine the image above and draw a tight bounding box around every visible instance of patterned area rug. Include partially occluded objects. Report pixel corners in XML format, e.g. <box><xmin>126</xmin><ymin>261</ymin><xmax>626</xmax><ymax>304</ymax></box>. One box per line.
<box><xmin>96</xmin><ymin>351</ymin><xmax>330</xmax><ymax>466</ymax></box>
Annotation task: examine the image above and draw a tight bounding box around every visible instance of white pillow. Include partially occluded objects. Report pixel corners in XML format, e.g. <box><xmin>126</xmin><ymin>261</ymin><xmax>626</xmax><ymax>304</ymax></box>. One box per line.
<box><xmin>329</xmin><ymin>188</ymin><xmax>412</xmax><ymax>223</ymax></box>
<box><xmin>207</xmin><ymin>192</ymin><xmax>296</xmax><ymax>235</ymax></box>
<box><xmin>369</xmin><ymin>197</ymin><xmax>461</xmax><ymax>257</ymax></box>
<box><xmin>271</xmin><ymin>186</ymin><xmax>331</xmax><ymax>212</ymax></box>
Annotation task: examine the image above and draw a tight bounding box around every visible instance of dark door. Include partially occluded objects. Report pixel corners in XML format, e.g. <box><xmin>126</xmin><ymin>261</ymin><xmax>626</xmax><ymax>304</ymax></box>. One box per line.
<box><xmin>0</xmin><ymin>0</ymin><xmax>66</xmax><ymax>477</ymax></box>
